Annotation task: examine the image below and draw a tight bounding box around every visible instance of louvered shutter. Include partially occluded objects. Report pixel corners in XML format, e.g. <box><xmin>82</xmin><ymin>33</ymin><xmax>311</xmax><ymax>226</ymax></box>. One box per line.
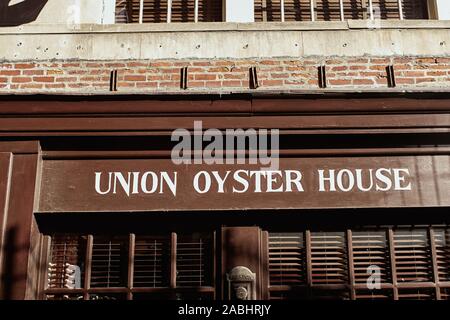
<box><xmin>433</xmin><ymin>228</ymin><xmax>450</xmax><ymax>282</ymax></box>
<box><xmin>355</xmin><ymin>289</ymin><xmax>393</xmax><ymax>299</ymax></box>
<box><xmin>310</xmin><ymin>232</ymin><xmax>348</xmax><ymax>285</ymax></box>
<box><xmin>115</xmin><ymin>0</ymin><xmax>130</xmax><ymax>23</ymax></box>
<box><xmin>441</xmin><ymin>288</ymin><xmax>450</xmax><ymax>300</ymax></box>
<box><xmin>269</xmin><ymin>233</ymin><xmax>306</xmax><ymax>286</ymax></box>
<box><xmin>285</xmin><ymin>0</ymin><xmax>313</xmax><ymax>21</ymax></box>
<box><xmin>171</xmin><ymin>0</ymin><xmax>195</xmax><ymax>22</ymax></box>
<box><xmin>134</xmin><ymin>236</ymin><xmax>171</xmax><ymax>287</ymax></box>
<box><xmin>172</xmin><ymin>0</ymin><xmax>223</xmax><ymax>22</ymax></box>
<box><xmin>254</xmin><ymin>0</ymin><xmax>263</xmax><ymax>21</ymax></box>
<box><xmin>398</xmin><ymin>288</ymin><xmax>436</xmax><ymax>300</ymax></box>
<box><xmin>47</xmin><ymin>235</ymin><xmax>86</xmax><ymax>289</ymax></box>
<box><xmin>393</xmin><ymin>229</ymin><xmax>433</xmax><ymax>283</ymax></box>
<box><xmin>198</xmin><ymin>0</ymin><xmax>223</xmax><ymax>22</ymax></box>
<box><xmin>402</xmin><ymin>0</ymin><xmax>428</xmax><ymax>19</ymax></box>
<box><xmin>91</xmin><ymin>237</ymin><xmax>128</xmax><ymax>287</ymax></box>
<box><xmin>352</xmin><ymin>230</ymin><xmax>393</xmax><ymax>300</ymax></box>
<box><xmin>176</xmin><ymin>233</ymin><xmax>213</xmax><ymax>287</ymax></box>
<box><xmin>316</xmin><ymin>0</ymin><xmax>344</xmax><ymax>21</ymax></box>
<box><xmin>352</xmin><ymin>230</ymin><xmax>391</xmax><ymax>284</ymax></box>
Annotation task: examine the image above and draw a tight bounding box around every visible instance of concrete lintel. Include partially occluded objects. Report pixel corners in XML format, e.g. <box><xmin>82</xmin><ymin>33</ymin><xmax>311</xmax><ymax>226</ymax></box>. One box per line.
<box><xmin>1</xmin><ymin>24</ymin><xmax>449</xmax><ymax>60</ymax></box>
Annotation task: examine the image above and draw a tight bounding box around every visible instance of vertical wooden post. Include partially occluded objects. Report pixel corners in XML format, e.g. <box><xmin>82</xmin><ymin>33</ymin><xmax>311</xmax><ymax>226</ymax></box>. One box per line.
<box><xmin>127</xmin><ymin>233</ymin><xmax>135</xmax><ymax>300</ymax></box>
<box><xmin>167</xmin><ymin>0</ymin><xmax>172</xmax><ymax>23</ymax></box>
<box><xmin>84</xmin><ymin>235</ymin><xmax>93</xmax><ymax>300</ymax></box>
<box><xmin>221</xmin><ymin>227</ymin><xmax>263</xmax><ymax>300</ymax></box>
<box><xmin>398</xmin><ymin>0</ymin><xmax>404</xmax><ymax>20</ymax></box>
<box><xmin>194</xmin><ymin>0</ymin><xmax>199</xmax><ymax>22</ymax></box>
<box><xmin>170</xmin><ymin>232</ymin><xmax>177</xmax><ymax>288</ymax></box>
<box><xmin>305</xmin><ymin>230</ymin><xmax>313</xmax><ymax>286</ymax></box>
<box><xmin>310</xmin><ymin>0</ymin><xmax>316</xmax><ymax>21</ymax></box>
<box><xmin>429</xmin><ymin>228</ymin><xmax>442</xmax><ymax>300</ymax></box>
<box><xmin>139</xmin><ymin>0</ymin><xmax>144</xmax><ymax>23</ymax></box>
<box><xmin>388</xmin><ymin>229</ymin><xmax>399</xmax><ymax>300</ymax></box>
<box><xmin>347</xmin><ymin>230</ymin><xmax>356</xmax><ymax>300</ymax></box>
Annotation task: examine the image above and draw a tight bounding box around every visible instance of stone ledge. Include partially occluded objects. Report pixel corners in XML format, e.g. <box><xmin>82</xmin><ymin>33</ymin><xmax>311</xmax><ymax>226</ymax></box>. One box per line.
<box><xmin>0</xmin><ymin>20</ymin><xmax>449</xmax><ymax>35</ymax></box>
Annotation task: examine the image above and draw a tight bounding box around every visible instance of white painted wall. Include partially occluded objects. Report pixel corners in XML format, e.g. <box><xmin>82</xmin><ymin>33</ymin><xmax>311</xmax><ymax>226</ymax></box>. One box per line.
<box><xmin>225</xmin><ymin>0</ymin><xmax>254</xmax><ymax>22</ymax></box>
<box><xmin>436</xmin><ymin>0</ymin><xmax>450</xmax><ymax>20</ymax></box>
<box><xmin>33</xmin><ymin>0</ymin><xmax>115</xmax><ymax>25</ymax></box>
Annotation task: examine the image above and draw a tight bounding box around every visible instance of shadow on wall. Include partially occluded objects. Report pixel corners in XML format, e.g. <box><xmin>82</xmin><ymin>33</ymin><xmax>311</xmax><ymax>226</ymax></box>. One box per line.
<box><xmin>0</xmin><ymin>0</ymin><xmax>48</xmax><ymax>26</ymax></box>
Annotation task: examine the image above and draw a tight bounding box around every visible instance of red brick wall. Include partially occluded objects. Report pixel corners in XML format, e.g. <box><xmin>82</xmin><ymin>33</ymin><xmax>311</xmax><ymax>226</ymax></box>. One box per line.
<box><xmin>0</xmin><ymin>57</ymin><xmax>449</xmax><ymax>92</ymax></box>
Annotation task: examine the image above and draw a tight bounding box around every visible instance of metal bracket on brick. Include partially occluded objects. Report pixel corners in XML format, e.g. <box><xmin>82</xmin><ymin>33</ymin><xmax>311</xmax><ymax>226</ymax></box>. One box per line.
<box><xmin>318</xmin><ymin>65</ymin><xmax>327</xmax><ymax>88</ymax></box>
<box><xmin>180</xmin><ymin>67</ymin><xmax>188</xmax><ymax>90</ymax></box>
<box><xmin>249</xmin><ymin>67</ymin><xmax>259</xmax><ymax>89</ymax></box>
<box><xmin>109</xmin><ymin>69</ymin><xmax>118</xmax><ymax>92</ymax></box>
<box><xmin>386</xmin><ymin>65</ymin><xmax>396</xmax><ymax>88</ymax></box>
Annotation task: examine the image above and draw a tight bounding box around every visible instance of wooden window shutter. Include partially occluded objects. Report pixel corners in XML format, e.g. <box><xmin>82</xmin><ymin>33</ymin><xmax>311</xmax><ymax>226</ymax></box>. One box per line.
<box><xmin>115</xmin><ymin>1</ymin><xmax>131</xmax><ymax>23</ymax></box>
<box><xmin>393</xmin><ymin>229</ymin><xmax>433</xmax><ymax>283</ymax></box>
<box><xmin>441</xmin><ymin>288</ymin><xmax>450</xmax><ymax>300</ymax></box>
<box><xmin>352</xmin><ymin>230</ymin><xmax>392</xmax><ymax>284</ymax></box>
<box><xmin>172</xmin><ymin>0</ymin><xmax>223</xmax><ymax>22</ymax></box>
<box><xmin>316</xmin><ymin>0</ymin><xmax>345</xmax><ymax>21</ymax></box>
<box><xmin>269</xmin><ymin>233</ymin><xmax>306</xmax><ymax>286</ymax></box>
<box><xmin>90</xmin><ymin>236</ymin><xmax>129</xmax><ymax>288</ymax></box>
<box><xmin>433</xmin><ymin>228</ymin><xmax>450</xmax><ymax>282</ymax></box>
<box><xmin>402</xmin><ymin>0</ymin><xmax>429</xmax><ymax>19</ymax></box>
<box><xmin>254</xmin><ymin>0</ymin><xmax>264</xmax><ymax>21</ymax></box>
<box><xmin>176</xmin><ymin>233</ymin><xmax>213</xmax><ymax>287</ymax></box>
<box><xmin>398</xmin><ymin>288</ymin><xmax>436</xmax><ymax>300</ymax></box>
<box><xmin>310</xmin><ymin>232</ymin><xmax>348</xmax><ymax>285</ymax></box>
<box><xmin>133</xmin><ymin>236</ymin><xmax>171</xmax><ymax>287</ymax></box>
<box><xmin>47</xmin><ymin>235</ymin><xmax>86</xmax><ymax>289</ymax></box>
<box><xmin>115</xmin><ymin>0</ymin><xmax>222</xmax><ymax>23</ymax></box>
<box><xmin>285</xmin><ymin>0</ymin><xmax>313</xmax><ymax>21</ymax></box>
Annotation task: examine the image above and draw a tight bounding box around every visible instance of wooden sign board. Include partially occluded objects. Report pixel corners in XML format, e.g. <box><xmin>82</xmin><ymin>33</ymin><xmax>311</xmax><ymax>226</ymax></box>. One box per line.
<box><xmin>38</xmin><ymin>156</ymin><xmax>450</xmax><ymax>212</ymax></box>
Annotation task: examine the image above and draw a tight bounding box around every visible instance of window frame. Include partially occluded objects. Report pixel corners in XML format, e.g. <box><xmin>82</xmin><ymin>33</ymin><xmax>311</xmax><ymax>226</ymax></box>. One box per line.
<box><xmin>41</xmin><ymin>232</ymin><xmax>217</xmax><ymax>300</ymax></box>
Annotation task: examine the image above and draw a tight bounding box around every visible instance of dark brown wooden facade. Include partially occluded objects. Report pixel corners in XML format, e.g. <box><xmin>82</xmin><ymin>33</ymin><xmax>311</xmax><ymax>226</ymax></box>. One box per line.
<box><xmin>0</xmin><ymin>92</ymin><xmax>449</xmax><ymax>300</ymax></box>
